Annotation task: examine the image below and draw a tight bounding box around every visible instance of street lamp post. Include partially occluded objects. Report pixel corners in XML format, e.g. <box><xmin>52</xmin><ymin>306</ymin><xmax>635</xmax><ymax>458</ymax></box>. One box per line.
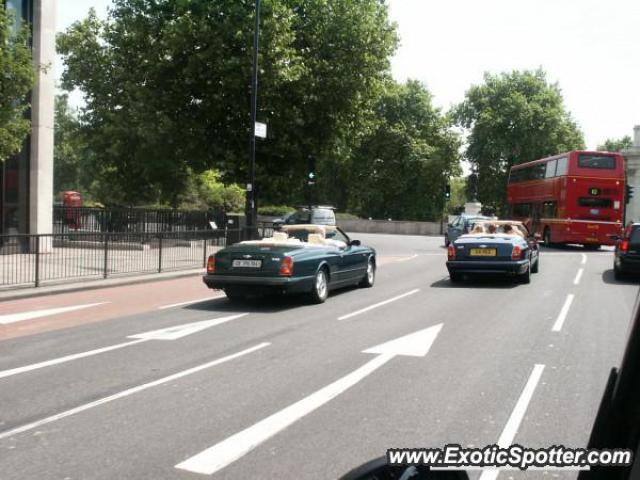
<box><xmin>245</xmin><ymin>0</ymin><xmax>261</xmax><ymax>240</ymax></box>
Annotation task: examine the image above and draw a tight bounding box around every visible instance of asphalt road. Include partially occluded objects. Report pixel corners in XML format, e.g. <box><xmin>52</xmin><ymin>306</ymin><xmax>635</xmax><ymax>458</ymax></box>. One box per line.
<box><xmin>0</xmin><ymin>233</ymin><xmax>637</xmax><ymax>480</ymax></box>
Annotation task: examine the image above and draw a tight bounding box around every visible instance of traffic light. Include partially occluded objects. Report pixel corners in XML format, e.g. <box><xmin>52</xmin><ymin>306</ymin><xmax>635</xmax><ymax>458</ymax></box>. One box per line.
<box><xmin>444</xmin><ymin>183</ymin><xmax>451</xmax><ymax>201</ymax></box>
<box><xmin>626</xmin><ymin>184</ymin><xmax>634</xmax><ymax>204</ymax></box>
<box><xmin>307</xmin><ymin>155</ymin><xmax>316</xmax><ymax>186</ymax></box>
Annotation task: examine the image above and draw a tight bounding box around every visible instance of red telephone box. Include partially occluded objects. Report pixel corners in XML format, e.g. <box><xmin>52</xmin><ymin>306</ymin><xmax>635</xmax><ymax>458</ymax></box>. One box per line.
<box><xmin>62</xmin><ymin>191</ymin><xmax>82</xmax><ymax>230</ymax></box>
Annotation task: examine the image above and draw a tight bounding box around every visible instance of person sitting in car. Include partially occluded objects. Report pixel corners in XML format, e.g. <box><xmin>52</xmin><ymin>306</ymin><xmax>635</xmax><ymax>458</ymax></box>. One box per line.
<box><xmin>471</xmin><ymin>224</ymin><xmax>485</xmax><ymax>234</ymax></box>
<box><xmin>487</xmin><ymin>224</ymin><xmax>498</xmax><ymax>234</ymax></box>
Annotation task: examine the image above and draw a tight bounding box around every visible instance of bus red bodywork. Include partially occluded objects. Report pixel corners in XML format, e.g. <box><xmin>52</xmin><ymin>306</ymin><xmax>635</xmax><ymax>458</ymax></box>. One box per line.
<box><xmin>507</xmin><ymin>151</ymin><xmax>625</xmax><ymax>247</ymax></box>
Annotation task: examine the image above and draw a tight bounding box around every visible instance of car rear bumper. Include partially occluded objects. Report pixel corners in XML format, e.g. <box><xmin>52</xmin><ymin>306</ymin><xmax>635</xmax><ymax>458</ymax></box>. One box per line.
<box><xmin>202</xmin><ymin>274</ymin><xmax>314</xmax><ymax>293</ymax></box>
<box><xmin>617</xmin><ymin>255</ymin><xmax>640</xmax><ymax>273</ymax></box>
<box><xmin>446</xmin><ymin>259</ymin><xmax>530</xmax><ymax>275</ymax></box>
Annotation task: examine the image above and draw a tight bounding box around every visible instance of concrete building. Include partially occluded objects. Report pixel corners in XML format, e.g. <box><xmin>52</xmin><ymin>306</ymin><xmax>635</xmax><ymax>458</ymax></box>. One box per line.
<box><xmin>0</xmin><ymin>0</ymin><xmax>55</xmax><ymax>237</ymax></box>
<box><xmin>622</xmin><ymin>126</ymin><xmax>640</xmax><ymax>224</ymax></box>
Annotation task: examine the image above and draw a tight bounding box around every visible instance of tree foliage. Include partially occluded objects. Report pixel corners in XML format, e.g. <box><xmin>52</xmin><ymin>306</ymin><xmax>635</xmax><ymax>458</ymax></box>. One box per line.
<box><xmin>57</xmin><ymin>0</ymin><xmax>399</xmax><ymax>208</ymax></box>
<box><xmin>0</xmin><ymin>4</ymin><xmax>35</xmax><ymax>163</ymax></box>
<box><xmin>454</xmin><ymin>69</ymin><xmax>585</xmax><ymax>211</ymax></box>
<box><xmin>598</xmin><ymin>136</ymin><xmax>633</xmax><ymax>152</ymax></box>
<box><xmin>349</xmin><ymin>80</ymin><xmax>461</xmax><ymax>221</ymax></box>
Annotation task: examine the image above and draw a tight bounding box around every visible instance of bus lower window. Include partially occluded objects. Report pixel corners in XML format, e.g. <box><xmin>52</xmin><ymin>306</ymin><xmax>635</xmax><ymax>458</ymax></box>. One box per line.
<box><xmin>578</xmin><ymin>197</ymin><xmax>613</xmax><ymax>208</ymax></box>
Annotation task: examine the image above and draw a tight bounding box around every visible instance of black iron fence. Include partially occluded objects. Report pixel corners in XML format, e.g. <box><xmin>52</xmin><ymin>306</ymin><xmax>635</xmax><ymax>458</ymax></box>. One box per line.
<box><xmin>0</xmin><ymin>223</ymin><xmax>275</xmax><ymax>290</ymax></box>
<box><xmin>53</xmin><ymin>206</ymin><xmax>226</xmax><ymax>234</ymax></box>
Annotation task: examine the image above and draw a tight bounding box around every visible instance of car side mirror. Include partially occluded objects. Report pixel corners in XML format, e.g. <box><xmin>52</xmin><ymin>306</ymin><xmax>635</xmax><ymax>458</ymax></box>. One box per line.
<box><xmin>340</xmin><ymin>457</ymin><xmax>470</xmax><ymax>480</ymax></box>
<box><xmin>349</xmin><ymin>239</ymin><xmax>361</xmax><ymax>247</ymax></box>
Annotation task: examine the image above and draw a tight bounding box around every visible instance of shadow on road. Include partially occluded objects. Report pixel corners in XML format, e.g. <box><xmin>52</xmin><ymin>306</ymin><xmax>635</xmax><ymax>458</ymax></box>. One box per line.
<box><xmin>430</xmin><ymin>275</ymin><xmax>519</xmax><ymax>289</ymax></box>
<box><xmin>602</xmin><ymin>269</ymin><xmax>640</xmax><ymax>285</ymax></box>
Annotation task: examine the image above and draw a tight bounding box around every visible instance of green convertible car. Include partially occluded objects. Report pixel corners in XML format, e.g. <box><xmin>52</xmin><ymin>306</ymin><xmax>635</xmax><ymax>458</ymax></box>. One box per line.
<box><xmin>203</xmin><ymin>224</ymin><xmax>376</xmax><ymax>303</ymax></box>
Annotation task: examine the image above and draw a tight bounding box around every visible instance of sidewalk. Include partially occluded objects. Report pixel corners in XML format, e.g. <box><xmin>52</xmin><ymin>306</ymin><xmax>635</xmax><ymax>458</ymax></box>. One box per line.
<box><xmin>0</xmin><ymin>268</ymin><xmax>205</xmax><ymax>302</ymax></box>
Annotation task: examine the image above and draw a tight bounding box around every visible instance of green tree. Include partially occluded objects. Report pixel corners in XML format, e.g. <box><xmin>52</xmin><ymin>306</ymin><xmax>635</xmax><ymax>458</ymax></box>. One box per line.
<box><xmin>54</xmin><ymin>95</ymin><xmax>87</xmax><ymax>195</ymax></box>
<box><xmin>178</xmin><ymin>169</ymin><xmax>245</xmax><ymax>212</ymax></box>
<box><xmin>0</xmin><ymin>4</ymin><xmax>35</xmax><ymax>162</ymax></box>
<box><xmin>349</xmin><ymin>80</ymin><xmax>461</xmax><ymax>221</ymax></box>
<box><xmin>598</xmin><ymin>136</ymin><xmax>632</xmax><ymax>152</ymax></box>
<box><xmin>57</xmin><ymin>0</ymin><xmax>398</xmax><ymax>208</ymax></box>
<box><xmin>454</xmin><ymin>69</ymin><xmax>585</xmax><ymax>211</ymax></box>
<box><xmin>447</xmin><ymin>176</ymin><xmax>468</xmax><ymax>214</ymax></box>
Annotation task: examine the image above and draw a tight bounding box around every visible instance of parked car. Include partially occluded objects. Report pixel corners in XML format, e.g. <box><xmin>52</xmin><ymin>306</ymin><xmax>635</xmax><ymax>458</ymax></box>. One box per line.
<box><xmin>613</xmin><ymin>223</ymin><xmax>640</xmax><ymax>279</ymax></box>
<box><xmin>446</xmin><ymin>220</ymin><xmax>540</xmax><ymax>283</ymax></box>
<box><xmin>203</xmin><ymin>224</ymin><xmax>375</xmax><ymax>303</ymax></box>
<box><xmin>272</xmin><ymin>206</ymin><xmax>336</xmax><ymax>229</ymax></box>
<box><xmin>444</xmin><ymin>214</ymin><xmax>490</xmax><ymax>246</ymax></box>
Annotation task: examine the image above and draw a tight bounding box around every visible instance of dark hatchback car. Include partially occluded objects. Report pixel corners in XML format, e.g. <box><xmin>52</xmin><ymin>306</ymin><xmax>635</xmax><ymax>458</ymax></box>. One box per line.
<box><xmin>613</xmin><ymin>223</ymin><xmax>640</xmax><ymax>279</ymax></box>
<box><xmin>446</xmin><ymin>220</ymin><xmax>540</xmax><ymax>284</ymax></box>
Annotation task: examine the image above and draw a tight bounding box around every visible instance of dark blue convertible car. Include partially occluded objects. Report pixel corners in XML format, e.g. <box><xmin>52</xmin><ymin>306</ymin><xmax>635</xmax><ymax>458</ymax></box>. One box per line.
<box><xmin>203</xmin><ymin>224</ymin><xmax>376</xmax><ymax>303</ymax></box>
<box><xmin>446</xmin><ymin>220</ymin><xmax>540</xmax><ymax>284</ymax></box>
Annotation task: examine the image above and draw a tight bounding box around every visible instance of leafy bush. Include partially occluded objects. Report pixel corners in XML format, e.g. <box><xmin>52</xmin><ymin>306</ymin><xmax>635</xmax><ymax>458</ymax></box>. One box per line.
<box><xmin>258</xmin><ymin>205</ymin><xmax>296</xmax><ymax>217</ymax></box>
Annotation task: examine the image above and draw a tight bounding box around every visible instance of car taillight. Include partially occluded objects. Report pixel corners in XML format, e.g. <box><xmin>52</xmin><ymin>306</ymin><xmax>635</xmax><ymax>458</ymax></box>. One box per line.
<box><xmin>621</xmin><ymin>239</ymin><xmax>630</xmax><ymax>252</ymax></box>
<box><xmin>279</xmin><ymin>256</ymin><xmax>294</xmax><ymax>276</ymax></box>
<box><xmin>447</xmin><ymin>244</ymin><xmax>456</xmax><ymax>260</ymax></box>
<box><xmin>512</xmin><ymin>245</ymin><xmax>523</xmax><ymax>260</ymax></box>
<box><xmin>206</xmin><ymin>255</ymin><xmax>216</xmax><ymax>273</ymax></box>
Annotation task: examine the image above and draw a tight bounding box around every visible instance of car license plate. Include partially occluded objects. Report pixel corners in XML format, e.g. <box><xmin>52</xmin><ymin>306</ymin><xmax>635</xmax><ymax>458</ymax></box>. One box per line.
<box><xmin>470</xmin><ymin>248</ymin><xmax>497</xmax><ymax>257</ymax></box>
<box><xmin>232</xmin><ymin>259</ymin><xmax>262</xmax><ymax>268</ymax></box>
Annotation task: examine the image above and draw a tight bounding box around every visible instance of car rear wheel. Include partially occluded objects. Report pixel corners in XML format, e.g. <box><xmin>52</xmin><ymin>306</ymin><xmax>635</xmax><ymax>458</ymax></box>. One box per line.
<box><xmin>531</xmin><ymin>256</ymin><xmax>539</xmax><ymax>273</ymax></box>
<box><xmin>225</xmin><ymin>289</ymin><xmax>246</xmax><ymax>303</ymax></box>
<box><xmin>309</xmin><ymin>268</ymin><xmax>329</xmax><ymax>304</ymax></box>
<box><xmin>359</xmin><ymin>258</ymin><xmax>375</xmax><ymax>288</ymax></box>
<box><xmin>449</xmin><ymin>272</ymin><xmax>463</xmax><ymax>283</ymax></box>
<box><xmin>614</xmin><ymin>262</ymin><xmax>625</xmax><ymax>280</ymax></box>
<box><xmin>518</xmin><ymin>261</ymin><xmax>532</xmax><ymax>284</ymax></box>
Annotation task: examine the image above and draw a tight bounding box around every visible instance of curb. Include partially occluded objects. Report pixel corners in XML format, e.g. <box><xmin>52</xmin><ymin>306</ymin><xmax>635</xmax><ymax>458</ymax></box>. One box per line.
<box><xmin>0</xmin><ymin>269</ymin><xmax>204</xmax><ymax>302</ymax></box>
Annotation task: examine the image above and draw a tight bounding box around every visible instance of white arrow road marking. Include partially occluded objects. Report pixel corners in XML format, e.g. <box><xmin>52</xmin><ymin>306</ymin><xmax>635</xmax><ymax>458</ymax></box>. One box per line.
<box><xmin>0</xmin><ymin>314</ymin><xmax>247</xmax><ymax>380</ymax></box>
<box><xmin>0</xmin><ymin>303</ymin><xmax>106</xmax><ymax>325</ymax></box>
<box><xmin>552</xmin><ymin>294</ymin><xmax>575</xmax><ymax>332</ymax></box>
<box><xmin>0</xmin><ymin>342</ymin><xmax>269</xmax><ymax>441</ymax></box>
<box><xmin>127</xmin><ymin>314</ymin><xmax>248</xmax><ymax>340</ymax></box>
<box><xmin>581</xmin><ymin>253</ymin><xmax>587</xmax><ymax>265</ymax></box>
<box><xmin>175</xmin><ymin>323</ymin><xmax>443</xmax><ymax>476</ymax></box>
<box><xmin>478</xmin><ymin>364</ymin><xmax>545</xmax><ymax>480</ymax></box>
<box><xmin>337</xmin><ymin>289</ymin><xmax>420</xmax><ymax>321</ymax></box>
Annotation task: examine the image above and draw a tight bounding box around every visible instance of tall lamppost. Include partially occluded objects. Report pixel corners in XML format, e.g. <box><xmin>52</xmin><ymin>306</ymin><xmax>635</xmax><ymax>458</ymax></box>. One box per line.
<box><xmin>245</xmin><ymin>0</ymin><xmax>261</xmax><ymax>239</ymax></box>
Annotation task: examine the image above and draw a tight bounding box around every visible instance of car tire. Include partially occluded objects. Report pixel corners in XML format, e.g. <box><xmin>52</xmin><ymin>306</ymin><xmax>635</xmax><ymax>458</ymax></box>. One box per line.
<box><xmin>519</xmin><ymin>261</ymin><xmax>532</xmax><ymax>284</ymax></box>
<box><xmin>225</xmin><ymin>289</ymin><xmax>246</xmax><ymax>303</ymax></box>
<box><xmin>444</xmin><ymin>234</ymin><xmax>450</xmax><ymax>247</ymax></box>
<box><xmin>309</xmin><ymin>268</ymin><xmax>329</xmax><ymax>304</ymax></box>
<box><xmin>531</xmin><ymin>256</ymin><xmax>539</xmax><ymax>273</ymax></box>
<box><xmin>449</xmin><ymin>272</ymin><xmax>463</xmax><ymax>283</ymax></box>
<box><xmin>614</xmin><ymin>262</ymin><xmax>625</xmax><ymax>280</ymax></box>
<box><xmin>584</xmin><ymin>244</ymin><xmax>601</xmax><ymax>251</ymax></box>
<box><xmin>359</xmin><ymin>258</ymin><xmax>375</xmax><ymax>288</ymax></box>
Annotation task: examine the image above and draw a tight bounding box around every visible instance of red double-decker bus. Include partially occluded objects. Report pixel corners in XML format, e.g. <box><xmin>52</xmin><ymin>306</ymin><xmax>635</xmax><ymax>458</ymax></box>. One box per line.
<box><xmin>507</xmin><ymin>151</ymin><xmax>625</xmax><ymax>248</ymax></box>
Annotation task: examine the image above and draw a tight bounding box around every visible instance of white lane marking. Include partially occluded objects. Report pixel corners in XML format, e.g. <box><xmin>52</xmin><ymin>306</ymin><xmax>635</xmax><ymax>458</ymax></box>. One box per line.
<box><xmin>0</xmin><ymin>314</ymin><xmax>247</xmax><ymax>380</ymax></box>
<box><xmin>478</xmin><ymin>364</ymin><xmax>545</xmax><ymax>480</ymax></box>
<box><xmin>573</xmin><ymin>268</ymin><xmax>584</xmax><ymax>285</ymax></box>
<box><xmin>0</xmin><ymin>343</ymin><xmax>270</xmax><ymax>441</ymax></box>
<box><xmin>0</xmin><ymin>303</ymin><xmax>106</xmax><ymax>325</ymax></box>
<box><xmin>581</xmin><ymin>253</ymin><xmax>587</xmax><ymax>265</ymax></box>
<box><xmin>176</xmin><ymin>324</ymin><xmax>443</xmax><ymax>476</ymax></box>
<box><xmin>395</xmin><ymin>254</ymin><xmax>418</xmax><ymax>262</ymax></box>
<box><xmin>157</xmin><ymin>296</ymin><xmax>222</xmax><ymax>310</ymax></box>
<box><xmin>552</xmin><ymin>294</ymin><xmax>575</xmax><ymax>332</ymax></box>
<box><xmin>337</xmin><ymin>289</ymin><xmax>420</xmax><ymax>321</ymax></box>
<box><xmin>0</xmin><ymin>339</ymin><xmax>147</xmax><ymax>380</ymax></box>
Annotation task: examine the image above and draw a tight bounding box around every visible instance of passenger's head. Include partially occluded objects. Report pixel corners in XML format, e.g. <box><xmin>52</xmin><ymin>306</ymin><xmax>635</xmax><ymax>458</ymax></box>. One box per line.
<box><xmin>503</xmin><ymin>224</ymin><xmax>513</xmax><ymax>234</ymax></box>
<box><xmin>471</xmin><ymin>224</ymin><xmax>484</xmax><ymax>234</ymax></box>
<box><xmin>487</xmin><ymin>224</ymin><xmax>497</xmax><ymax>234</ymax></box>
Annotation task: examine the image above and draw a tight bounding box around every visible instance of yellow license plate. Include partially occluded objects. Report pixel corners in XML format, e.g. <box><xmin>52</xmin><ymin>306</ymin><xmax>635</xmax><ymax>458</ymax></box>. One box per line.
<box><xmin>470</xmin><ymin>248</ymin><xmax>497</xmax><ymax>257</ymax></box>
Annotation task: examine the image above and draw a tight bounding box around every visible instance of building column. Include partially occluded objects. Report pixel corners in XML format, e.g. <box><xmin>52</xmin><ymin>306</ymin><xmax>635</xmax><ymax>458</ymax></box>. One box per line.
<box><xmin>29</xmin><ymin>0</ymin><xmax>55</xmax><ymax>247</ymax></box>
<box><xmin>622</xmin><ymin>126</ymin><xmax>640</xmax><ymax>225</ymax></box>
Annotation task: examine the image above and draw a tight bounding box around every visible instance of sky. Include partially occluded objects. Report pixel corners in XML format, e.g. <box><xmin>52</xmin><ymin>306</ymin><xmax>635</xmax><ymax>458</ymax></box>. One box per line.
<box><xmin>56</xmin><ymin>0</ymin><xmax>640</xmax><ymax>150</ymax></box>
